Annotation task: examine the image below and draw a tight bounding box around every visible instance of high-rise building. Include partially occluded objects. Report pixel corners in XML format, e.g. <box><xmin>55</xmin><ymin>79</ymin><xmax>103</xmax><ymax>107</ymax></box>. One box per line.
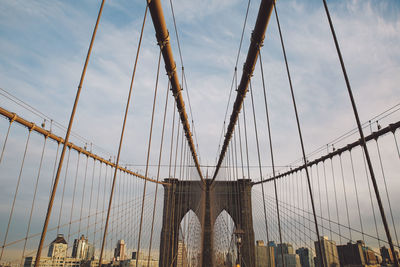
<box><xmin>86</xmin><ymin>243</ymin><xmax>95</xmax><ymax>260</ymax></box>
<box><xmin>381</xmin><ymin>245</ymin><xmax>394</xmax><ymax>265</ymax></box>
<box><xmin>314</xmin><ymin>236</ymin><xmax>339</xmax><ymax>267</ymax></box>
<box><xmin>296</xmin><ymin>247</ymin><xmax>314</xmax><ymax>267</ymax></box>
<box><xmin>276</xmin><ymin>243</ymin><xmax>294</xmax><ymax>255</ymax></box>
<box><xmin>275</xmin><ymin>242</ymin><xmax>299</xmax><ymax>267</ymax></box>
<box><xmin>72</xmin><ymin>235</ymin><xmax>88</xmax><ymax>259</ymax></box>
<box><xmin>364</xmin><ymin>246</ymin><xmax>379</xmax><ymax>265</ymax></box>
<box><xmin>114</xmin><ymin>239</ymin><xmax>126</xmax><ymax>261</ymax></box>
<box><xmin>72</xmin><ymin>235</ymin><xmax>95</xmax><ymax>260</ymax></box>
<box><xmin>48</xmin><ymin>234</ymin><xmax>68</xmax><ymax>259</ymax></box>
<box><xmin>337</xmin><ymin>240</ymin><xmax>366</xmax><ymax>266</ymax></box>
<box><xmin>276</xmin><ymin>254</ymin><xmax>301</xmax><ymax>267</ymax></box>
<box><xmin>255</xmin><ymin>240</ymin><xmax>274</xmax><ymax>267</ymax></box>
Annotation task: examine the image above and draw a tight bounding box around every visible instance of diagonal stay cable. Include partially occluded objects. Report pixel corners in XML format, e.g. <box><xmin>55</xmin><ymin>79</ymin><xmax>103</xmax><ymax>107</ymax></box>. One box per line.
<box><xmin>34</xmin><ymin>1</ymin><xmax>106</xmax><ymax>264</ymax></box>
<box><xmin>322</xmin><ymin>1</ymin><xmax>398</xmax><ymax>264</ymax></box>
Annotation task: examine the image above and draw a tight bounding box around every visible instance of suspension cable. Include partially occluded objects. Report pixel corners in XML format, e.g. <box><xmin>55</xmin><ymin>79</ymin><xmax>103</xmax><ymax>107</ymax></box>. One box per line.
<box><xmin>213</xmin><ymin>0</ymin><xmax>275</xmax><ymax>181</ymax></box>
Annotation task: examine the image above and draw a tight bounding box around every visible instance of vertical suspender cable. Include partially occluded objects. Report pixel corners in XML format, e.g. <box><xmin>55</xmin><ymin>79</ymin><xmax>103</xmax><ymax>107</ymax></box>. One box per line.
<box><xmin>237</xmin><ymin>114</ymin><xmax>245</xmax><ymax>178</ymax></box>
<box><xmin>49</xmin><ymin>142</ymin><xmax>61</xmax><ymax>200</ymax></box>
<box><xmin>393</xmin><ymin>132</ymin><xmax>400</xmax><ymax>159</ymax></box>
<box><xmin>67</xmin><ymin>152</ymin><xmax>81</xmax><ymax>243</ymax></box>
<box><xmin>322</xmin><ymin>162</ymin><xmax>332</xmax><ymax>240</ymax></box>
<box><xmin>330</xmin><ymin>159</ymin><xmax>341</xmax><ymax>243</ymax></box>
<box><xmin>339</xmin><ymin>155</ymin><xmax>352</xmax><ymax>241</ymax></box>
<box><xmin>78</xmin><ymin>155</ymin><xmax>89</xmax><ymax>235</ymax></box>
<box><xmin>321</xmin><ymin>1</ymin><xmax>398</xmax><ymax>264</ymax></box>
<box><xmin>21</xmin><ymin>136</ymin><xmax>47</xmax><ymax>264</ymax></box>
<box><xmin>375</xmin><ymin>139</ymin><xmax>399</xmax><ymax>247</ymax></box>
<box><xmin>242</xmin><ymin>101</ymin><xmax>251</xmax><ymax>179</ymax></box>
<box><xmin>272</xmin><ymin>3</ymin><xmax>325</xmax><ymax>266</ymax></box>
<box><xmin>316</xmin><ymin>164</ymin><xmax>324</xmax><ymax>236</ymax></box>
<box><xmin>98</xmin><ymin>4</ymin><xmax>148</xmax><ymax>264</ymax></box>
<box><xmin>93</xmin><ymin>163</ymin><xmax>103</xmax><ymax>246</ymax></box>
<box><xmin>361</xmin><ymin>150</ymin><xmax>381</xmax><ymax>247</ymax></box>
<box><xmin>35</xmin><ymin>1</ymin><xmax>106</xmax><ymax>264</ymax></box>
<box><xmin>349</xmin><ymin>149</ymin><xmax>365</xmax><ymax>242</ymax></box>
<box><xmin>0</xmin><ymin>119</ymin><xmax>13</xmax><ymax>165</ymax></box>
<box><xmin>87</xmin><ymin>159</ymin><xmax>96</xmax><ymax>237</ymax></box>
<box><xmin>0</xmin><ymin>129</ymin><xmax>31</xmax><ymax>260</ymax></box>
<box><xmin>57</xmin><ymin>147</ymin><xmax>71</xmax><ymax>235</ymax></box>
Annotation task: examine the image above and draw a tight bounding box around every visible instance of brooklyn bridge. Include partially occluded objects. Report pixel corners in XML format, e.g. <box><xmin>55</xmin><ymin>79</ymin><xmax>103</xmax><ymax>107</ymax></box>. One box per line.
<box><xmin>0</xmin><ymin>0</ymin><xmax>399</xmax><ymax>266</ymax></box>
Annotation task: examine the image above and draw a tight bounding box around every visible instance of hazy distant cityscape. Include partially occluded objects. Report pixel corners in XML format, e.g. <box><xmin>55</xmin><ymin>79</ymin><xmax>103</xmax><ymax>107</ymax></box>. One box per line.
<box><xmin>0</xmin><ymin>233</ymin><xmax>396</xmax><ymax>266</ymax></box>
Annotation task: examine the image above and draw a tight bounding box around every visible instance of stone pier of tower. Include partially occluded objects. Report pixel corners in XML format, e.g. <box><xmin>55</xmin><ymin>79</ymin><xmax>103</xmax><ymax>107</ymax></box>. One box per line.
<box><xmin>159</xmin><ymin>178</ymin><xmax>255</xmax><ymax>267</ymax></box>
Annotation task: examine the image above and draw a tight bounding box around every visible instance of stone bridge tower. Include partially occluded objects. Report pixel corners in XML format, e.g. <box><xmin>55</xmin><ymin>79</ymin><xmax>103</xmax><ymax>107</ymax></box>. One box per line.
<box><xmin>159</xmin><ymin>178</ymin><xmax>255</xmax><ymax>267</ymax></box>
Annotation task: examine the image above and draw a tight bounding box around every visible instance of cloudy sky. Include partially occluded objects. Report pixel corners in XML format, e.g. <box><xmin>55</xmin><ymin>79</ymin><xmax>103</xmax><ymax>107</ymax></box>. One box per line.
<box><xmin>0</xmin><ymin>0</ymin><xmax>400</xmax><ymax>262</ymax></box>
<box><xmin>1</xmin><ymin>0</ymin><xmax>399</xmax><ymax>172</ymax></box>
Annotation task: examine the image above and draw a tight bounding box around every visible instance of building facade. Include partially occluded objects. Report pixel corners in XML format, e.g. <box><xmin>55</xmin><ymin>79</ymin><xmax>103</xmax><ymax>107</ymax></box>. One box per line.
<box><xmin>296</xmin><ymin>247</ymin><xmax>314</xmax><ymax>267</ymax></box>
<box><xmin>255</xmin><ymin>240</ymin><xmax>275</xmax><ymax>267</ymax></box>
<box><xmin>314</xmin><ymin>236</ymin><xmax>339</xmax><ymax>267</ymax></box>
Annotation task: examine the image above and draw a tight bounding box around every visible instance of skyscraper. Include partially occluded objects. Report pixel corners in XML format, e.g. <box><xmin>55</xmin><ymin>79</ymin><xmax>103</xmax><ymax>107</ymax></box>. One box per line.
<box><xmin>314</xmin><ymin>236</ymin><xmax>339</xmax><ymax>267</ymax></box>
<box><xmin>48</xmin><ymin>234</ymin><xmax>68</xmax><ymax>259</ymax></box>
<box><xmin>276</xmin><ymin>243</ymin><xmax>294</xmax><ymax>255</ymax></box>
<box><xmin>255</xmin><ymin>240</ymin><xmax>275</xmax><ymax>267</ymax></box>
<box><xmin>276</xmin><ymin>254</ymin><xmax>301</xmax><ymax>267</ymax></box>
<box><xmin>296</xmin><ymin>247</ymin><xmax>314</xmax><ymax>267</ymax></box>
<box><xmin>381</xmin><ymin>246</ymin><xmax>394</xmax><ymax>265</ymax></box>
<box><xmin>336</xmin><ymin>240</ymin><xmax>366</xmax><ymax>266</ymax></box>
<box><xmin>72</xmin><ymin>235</ymin><xmax>88</xmax><ymax>259</ymax></box>
<box><xmin>114</xmin><ymin>239</ymin><xmax>126</xmax><ymax>261</ymax></box>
